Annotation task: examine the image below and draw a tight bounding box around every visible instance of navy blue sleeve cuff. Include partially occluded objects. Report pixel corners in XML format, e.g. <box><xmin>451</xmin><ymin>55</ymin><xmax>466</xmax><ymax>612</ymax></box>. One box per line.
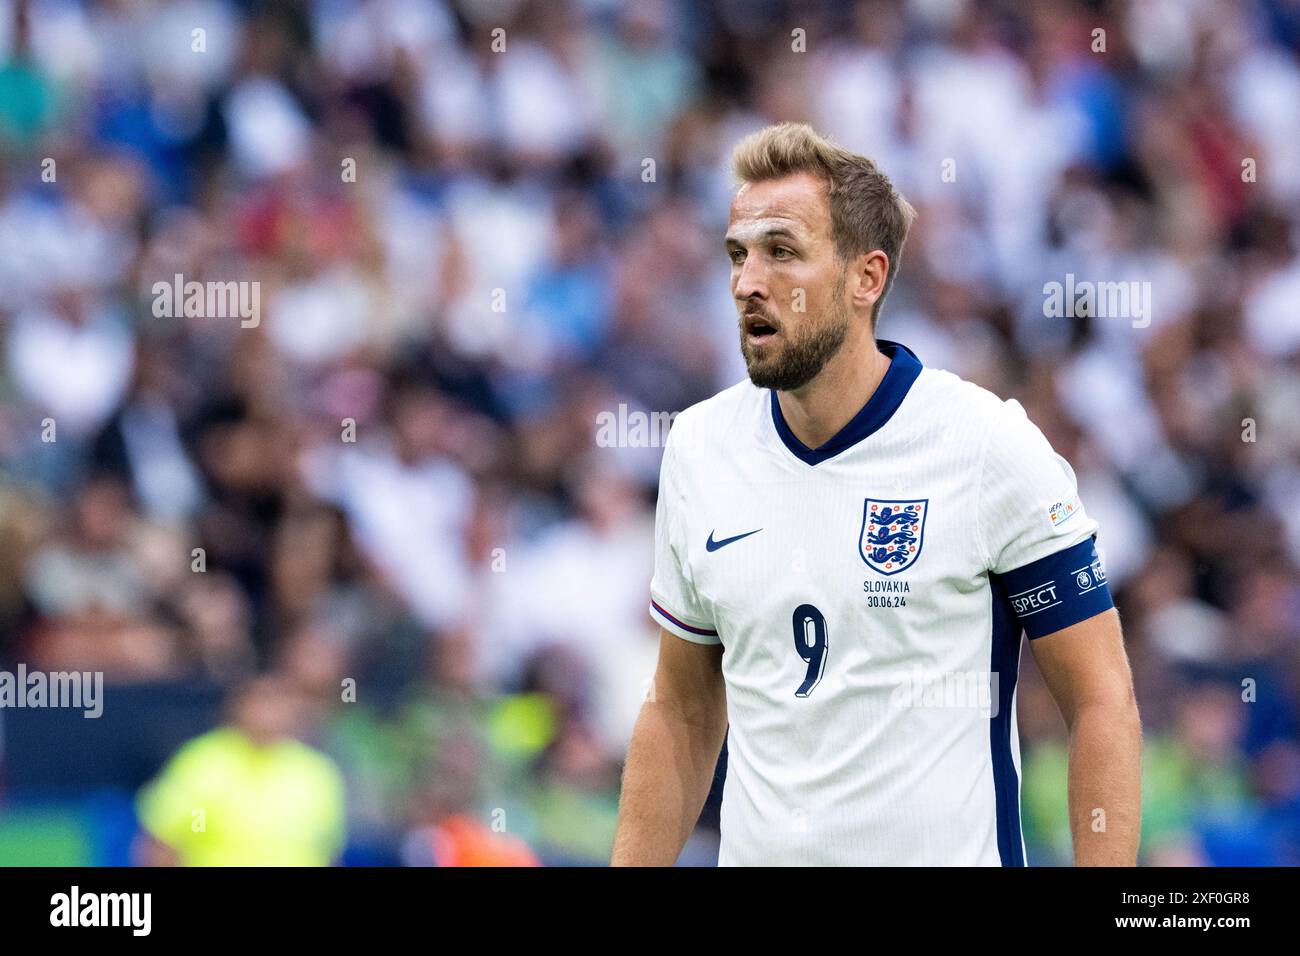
<box><xmin>992</xmin><ymin>537</ymin><xmax>1114</xmax><ymax>639</ymax></box>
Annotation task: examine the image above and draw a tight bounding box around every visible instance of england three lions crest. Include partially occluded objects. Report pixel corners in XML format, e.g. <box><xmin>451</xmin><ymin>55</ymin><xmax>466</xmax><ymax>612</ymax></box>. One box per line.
<box><xmin>859</xmin><ymin>498</ymin><xmax>928</xmax><ymax>575</ymax></box>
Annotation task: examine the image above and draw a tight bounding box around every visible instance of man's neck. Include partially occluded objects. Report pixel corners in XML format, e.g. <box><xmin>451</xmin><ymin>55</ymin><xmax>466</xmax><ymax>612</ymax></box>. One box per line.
<box><xmin>775</xmin><ymin>336</ymin><xmax>891</xmax><ymax>449</ymax></box>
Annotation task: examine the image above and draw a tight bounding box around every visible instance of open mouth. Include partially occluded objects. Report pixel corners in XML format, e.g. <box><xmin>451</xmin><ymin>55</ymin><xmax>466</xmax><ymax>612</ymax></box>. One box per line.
<box><xmin>744</xmin><ymin>313</ymin><xmax>779</xmax><ymax>342</ymax></box>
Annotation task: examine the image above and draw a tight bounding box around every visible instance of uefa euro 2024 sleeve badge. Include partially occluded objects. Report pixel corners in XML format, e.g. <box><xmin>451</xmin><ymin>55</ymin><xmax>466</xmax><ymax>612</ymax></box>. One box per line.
<box><xmin>859</xmin><ymin>499</ymin><xmax>928</xmax><ymax>575</ymax></box>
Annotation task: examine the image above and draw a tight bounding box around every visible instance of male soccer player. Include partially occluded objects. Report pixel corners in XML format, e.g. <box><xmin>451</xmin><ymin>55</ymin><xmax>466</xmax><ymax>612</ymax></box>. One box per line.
<box><xmin>611</xmin><ymin>123</ymin><xmax>1141</xmax><ymax>866</ymax></box>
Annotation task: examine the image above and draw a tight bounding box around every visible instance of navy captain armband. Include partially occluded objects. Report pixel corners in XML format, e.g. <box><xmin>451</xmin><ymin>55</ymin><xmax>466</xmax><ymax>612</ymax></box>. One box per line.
<box><xmin>992</xmin><ymin>537</ymin><xmax>1114</xmax><ymax>639</ymax></box>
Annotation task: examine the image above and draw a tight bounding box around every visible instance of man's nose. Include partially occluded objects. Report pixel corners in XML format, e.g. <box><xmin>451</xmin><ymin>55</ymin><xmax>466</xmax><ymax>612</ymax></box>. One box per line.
<box><xmin>733</xmin><ymin>256</ymin><xmax>769</xmax><ymax>303</ymax></box>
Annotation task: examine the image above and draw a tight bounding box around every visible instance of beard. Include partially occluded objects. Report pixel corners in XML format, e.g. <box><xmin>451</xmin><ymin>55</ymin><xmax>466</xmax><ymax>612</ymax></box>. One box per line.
<box><xmin>739</xmin><ymin>276</ymin><xmax>851</xmax><ymax>392</ymax></box>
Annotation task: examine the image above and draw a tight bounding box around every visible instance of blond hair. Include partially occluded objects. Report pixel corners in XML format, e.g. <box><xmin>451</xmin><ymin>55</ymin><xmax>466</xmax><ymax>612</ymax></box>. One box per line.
<box><xmin>731</xmin><ymin>122</ymin><xmax>916</xmax><ymax>324</ymax></box>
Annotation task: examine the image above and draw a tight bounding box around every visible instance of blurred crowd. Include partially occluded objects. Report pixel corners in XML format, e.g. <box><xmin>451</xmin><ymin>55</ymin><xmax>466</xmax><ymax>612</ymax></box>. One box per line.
<box><xmin>0</xmin><ymin>0</ymin><xmax>1298</xmax><ymax>865</ymax></box>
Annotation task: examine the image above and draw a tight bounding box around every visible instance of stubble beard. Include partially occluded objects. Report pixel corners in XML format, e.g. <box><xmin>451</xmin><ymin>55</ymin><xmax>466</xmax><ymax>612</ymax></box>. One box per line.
<box><xmin>740</xmin><ymin>277</ymin><xmax>851</xmax><ymax>392</ymax></box>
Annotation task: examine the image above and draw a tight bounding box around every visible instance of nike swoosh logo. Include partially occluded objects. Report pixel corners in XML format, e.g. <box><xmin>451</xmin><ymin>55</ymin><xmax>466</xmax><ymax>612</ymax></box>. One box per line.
<box><xmin>706</xmin><ymin>528</ymin><xmax>762</xmax><ymax>552</ymax></box>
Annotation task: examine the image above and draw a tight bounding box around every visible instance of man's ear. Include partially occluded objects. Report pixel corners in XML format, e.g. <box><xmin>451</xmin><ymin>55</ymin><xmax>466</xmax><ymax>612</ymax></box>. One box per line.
<box><xmin>851</xmin><ymin>250</ymin><xmax>890</xmax><ymax>313</ymax></box>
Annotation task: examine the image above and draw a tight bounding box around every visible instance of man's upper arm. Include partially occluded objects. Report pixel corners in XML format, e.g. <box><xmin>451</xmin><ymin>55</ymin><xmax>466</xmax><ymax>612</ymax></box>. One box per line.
<box><xmin>1029</xmin><ymin>609</ymin><xmax>1136</xmax><ymax>727</ymax></box>
<box><xmin>648</xmin><ymin>426</ymin><xmax>720</xmax><ymax>645</ymax></box>
<box><xmin>653</xmin><ymin>627</ymin><xmax>726</xmax><ymax>731</ymax></box>
<box><xmin>979</xmin><ymin>396</ymin><xmax>1117</xmax><ymax>639</ymax></box>
<box><xmin>975</xmin><ymin>398</ymin><xmax>1134</xmax><ymax>728</ymax></box>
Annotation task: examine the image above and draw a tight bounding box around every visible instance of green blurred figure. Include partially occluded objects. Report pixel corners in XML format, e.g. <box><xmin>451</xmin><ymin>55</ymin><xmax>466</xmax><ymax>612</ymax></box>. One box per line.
<box><xmin>135</xmin><ymin>675</ymin><xmax>346</xmax><ymax>866</ymax></box>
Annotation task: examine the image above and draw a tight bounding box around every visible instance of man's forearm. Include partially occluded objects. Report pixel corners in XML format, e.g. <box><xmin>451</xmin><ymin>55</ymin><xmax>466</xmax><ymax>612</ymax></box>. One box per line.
<box><xmin>611</xmin><ymin>700</ymin><xmax>726</xmax><ymax>866</ymax></box>
<box><xmin>1065</xmin><ymin>698</ymin><xmax>1142</xmax><ymax>865</ymax></box>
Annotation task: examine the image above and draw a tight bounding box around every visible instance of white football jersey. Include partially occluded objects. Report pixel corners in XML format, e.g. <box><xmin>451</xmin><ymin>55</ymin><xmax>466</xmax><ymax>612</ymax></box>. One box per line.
<box><xmin>649</xmin><ymin>340</ymin><xmax>1114</xmax><ymax>866</ymax></box>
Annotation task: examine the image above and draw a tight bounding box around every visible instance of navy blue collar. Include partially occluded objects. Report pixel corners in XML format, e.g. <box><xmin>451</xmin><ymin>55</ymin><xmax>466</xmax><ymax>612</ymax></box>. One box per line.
<box><xmin>769</xmin><ymin>339</ymin><xmax>922</xmax><ymax>466</ymax></box>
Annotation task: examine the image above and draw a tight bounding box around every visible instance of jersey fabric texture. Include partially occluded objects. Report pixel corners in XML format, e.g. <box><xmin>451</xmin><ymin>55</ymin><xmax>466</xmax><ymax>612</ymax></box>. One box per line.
<box><xmin>649</xmin><ymin>340</ymin><xmax>1114</xmax><ymax>866</ymax></box>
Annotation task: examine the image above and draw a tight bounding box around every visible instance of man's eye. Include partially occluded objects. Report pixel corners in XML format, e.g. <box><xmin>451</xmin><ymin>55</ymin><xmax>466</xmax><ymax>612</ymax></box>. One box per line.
<box><xmin>773</xmin><ymin>246</ymin><xmax>793</xmax><ymax>259</ymax></box>
<box><xmin>729</xmin><ymin>249</ymin><xmax>745</xmax><ymax>264</ymax></box>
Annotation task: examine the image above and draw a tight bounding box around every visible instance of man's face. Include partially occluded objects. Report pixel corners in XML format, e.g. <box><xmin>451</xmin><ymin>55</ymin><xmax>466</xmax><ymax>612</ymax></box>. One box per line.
<box><xmin>232</xmin><ymin>679</ymin><xmax>303</xmax><ymax>747</ymax></box>
<box><xmin>726</xmin><ymin>172</ymin><xmax>851</xmax><ymax>391</ymax></box>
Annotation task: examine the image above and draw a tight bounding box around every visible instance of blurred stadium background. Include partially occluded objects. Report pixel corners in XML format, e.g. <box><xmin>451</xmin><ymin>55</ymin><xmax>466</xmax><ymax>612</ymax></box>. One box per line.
<box><xmin>0</xmin><ymin>0</ymin><xmax>1298</xmax><ymax>866</ymax></box>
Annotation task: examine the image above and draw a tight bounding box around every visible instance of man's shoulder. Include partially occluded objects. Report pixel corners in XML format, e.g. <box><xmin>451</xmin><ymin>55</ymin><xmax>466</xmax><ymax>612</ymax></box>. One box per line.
<box><xmin>912</xmin><ymin>365</ymin><xmax>1076</xmax><ymax>507</ymax></box>
<box><xmin>667</xmin><ymin>377</ymin><xmax>766</xmax><ymax>457</ymax></box>
<box><xmin>910</xmin><ymin>365</ymin><xmax>1032</xmax><ymax>432</ymax></box>
<box><xmin>664</xmin><ymin>363</ymin><xmax>1040</xmax><ymax>461</ymax></box>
